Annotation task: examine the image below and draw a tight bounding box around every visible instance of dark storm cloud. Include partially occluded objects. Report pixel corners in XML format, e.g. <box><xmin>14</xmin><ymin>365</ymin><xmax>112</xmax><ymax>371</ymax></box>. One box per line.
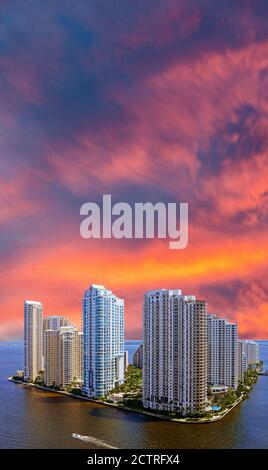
<box><xmin>198</xmin><ymin>103</ymin><xmax>268</xmax><ymax>173</ymax></box>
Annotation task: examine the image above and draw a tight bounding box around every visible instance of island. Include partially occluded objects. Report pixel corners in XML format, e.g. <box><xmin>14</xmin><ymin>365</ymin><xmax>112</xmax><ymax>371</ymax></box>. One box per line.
<box><xmin>9</xmin><ymin>362</ymin><xmax>261</xmax><ymax>424</ymax></box>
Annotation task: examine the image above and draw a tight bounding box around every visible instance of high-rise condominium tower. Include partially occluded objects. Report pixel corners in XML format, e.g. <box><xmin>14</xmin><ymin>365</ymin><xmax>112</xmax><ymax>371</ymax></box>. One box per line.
<box><xmin>60</xmin><ymin>326</ymin><xmax>83</xmax><ymax>387</ymax></box>
<box><xmin>44</xmin><ymin>324</ymin><xmax>83</xmax><ymax>388</ymax></box>
<box><xmin>73</xmin><ymin>330</ymin><xmax>84</xmax><ymax>384</ymax></box>
<box><xmin>238</xmin><ymin>340</ymin><xmax>248</xmax><ymax>382</ymax></box>
<box><xmin>24</xmin><ymin>300</ymin><xmax>43</xmax><ymax>381</ymax></box>
<box><xmin>44</xmin><ymin>329</ymin><xmax>60</xmax><ymax>386</ymax></box>
<box><xmin>43</xmin><ymin>315</ymin><xmax>71</xmax><ymax>332</ymax></box>
<box><xmin>207</xmin><ymin>314</ymin><xmax>238</xmax><ymax>389</ymax></box>
<box><xmin>143</xmin><ymin>289</ymin><xmax>207</xmax><ymax>415</ymax></box>
<box><xmin>83</xmin><ymin>284</ymin><xmax>124</xmax><ymax>398</ymax></box>
<box><xmin>43</xmin><ymin>315</ymin><xmax>72</xmax><ymax>370</ymax></box>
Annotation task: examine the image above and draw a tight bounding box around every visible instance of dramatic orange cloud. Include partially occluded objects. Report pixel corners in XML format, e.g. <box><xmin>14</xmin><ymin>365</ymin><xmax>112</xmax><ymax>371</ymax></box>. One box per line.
<box><xmin>1</xmin><ymin>1</ymin><xmax>268</xmax><ymax>340</ymax></box>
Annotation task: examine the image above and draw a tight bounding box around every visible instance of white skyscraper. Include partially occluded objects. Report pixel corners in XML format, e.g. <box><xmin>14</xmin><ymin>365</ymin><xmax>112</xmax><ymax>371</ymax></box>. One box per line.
<box><xmin>24</xmin><ymin>300</ymin><xmax>43</xmax><ymax>382</ymax></box>
<box><xmin>83</xmin><ymin>284</ymin><xmax>124</xmax><ymax>398</ymax></box>
<box><xmin>143</xmin><ymin>289</ymin><xmax>208</xmax><ymax>415</ymax></box>
<box><xmin>207</xmin><ymin>314</ymin><xmax>238</xmax><ymax>389</ymax></box>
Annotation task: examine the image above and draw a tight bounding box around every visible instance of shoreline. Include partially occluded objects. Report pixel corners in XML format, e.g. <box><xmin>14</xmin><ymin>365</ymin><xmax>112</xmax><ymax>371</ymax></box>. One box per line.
<box><xmin>8</xmin><ymin>377</ymin><xmax>245</xmax><ymax>424</ymax></box>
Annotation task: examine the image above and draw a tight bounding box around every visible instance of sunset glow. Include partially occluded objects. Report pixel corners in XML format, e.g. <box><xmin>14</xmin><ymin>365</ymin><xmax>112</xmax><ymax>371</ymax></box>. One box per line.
<box><xmin>1</xmin><ymin>0</ymin><xmax>268</xmax><ymax>340</ymax></box>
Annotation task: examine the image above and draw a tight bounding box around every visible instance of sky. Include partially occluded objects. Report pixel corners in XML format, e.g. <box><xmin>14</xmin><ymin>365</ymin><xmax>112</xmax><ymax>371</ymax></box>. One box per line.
<box><xmin>1</xmin><ymin>0</ymin><xmax>268</xmax><ymax>340</ymax></box>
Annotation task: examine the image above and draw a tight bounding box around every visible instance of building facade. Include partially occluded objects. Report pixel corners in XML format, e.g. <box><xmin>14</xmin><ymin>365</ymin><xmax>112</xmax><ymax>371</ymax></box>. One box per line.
<box><xmin>44</xmin><ymin>329</ymin><xmax>60</xmax><ymax>386</ymax></box>
<box><xmin>143</xmin><ymin>289</ymin><xmax>207</xmax><ymax>415</ymax></box>
<box><xmin>238</xmin><ymin>340</ymin><xmax>248</xmax><ymax>382</ymax></box>
<box><xmin>124</xmin><ymin>350</ymin><xmax>129</xmax><ymax>371</ymax></box>
<box><xmin>24</xmin><ymin>300</ymin><xmax>43</xmax><ymax>381</ymax></box>
<box><xmin>133</xmin><ymin>344</ymin><xmax>143</xmax><ymax>369</ymax></box>
<box><xmin>43</xmin><ymin>315</ymin><xmax>72</xmax><ymax>372</ymax></box>
<box><xmin>44</xmin><ymin>322</ymin><xmax>83</xmax><ymax>388</ymax></box>
<box><xmin>207</xmin><ymin>314</ymin><xmax>238</xmax><ymax>389</ymax></box>
<box><xmin>73</xmin><ymin>330</ymin><xmax>83</xmax><ymax>384</ymax></box>
<box><xmin>43</xmin><ymin>315</ymin><xmax>71</xmax><ymax>332</ymax></box>
<box><xmin>60</xmin><ymin>326</ymin><xmax>76</xmax><ymax>388</ymax></box>
<box><xmin>83</xmin><ymin>284</ymin><xmax>124</xmax><ymax>398</ymax></box>
<box><xmin>239</xmin><ymin>340</ymin><xmax>260</xmax><ymax>366</ymax></box>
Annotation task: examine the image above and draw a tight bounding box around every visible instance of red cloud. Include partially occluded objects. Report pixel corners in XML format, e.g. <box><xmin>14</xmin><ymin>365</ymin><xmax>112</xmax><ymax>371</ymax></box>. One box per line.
<box><xmin>1</xmin><ymin>2</ymin><xmax>268</xmax><ymax>340</ymax></box>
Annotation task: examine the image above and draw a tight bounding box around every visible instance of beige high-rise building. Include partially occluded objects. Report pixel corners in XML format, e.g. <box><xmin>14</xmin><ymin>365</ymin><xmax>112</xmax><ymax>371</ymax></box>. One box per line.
<box><xmin>60</xmin><ymin>326</ymin><xmax>74</xmax><ymax>388</ymax></box>
<box><xmin>59</xmin><ymin>326</ymin><xmax>83</xmax><ymax>388</ymax></box>
<box><xmin>143</xmin><ymin>289</ymin><xmax>207</xmax><ymax>415</ymax></box>
<box><xmin>43</xmin><ymin>319</ymin><xmax>83</xmax><ymax>388</ymax></box>
<box><xmin>43</xmin><ymin>316</ymin><xmax>72</xmax><ymax>369</ymax></box>
<box><xmin>73</xmin><ymin>330</ymin><xmax>83</xmax><ymax>384</ymax></box>
<box><xmin>43</xmin><ymin>315</ymin><xmax>71</xmax><ymax>332</ymax></box>
<box><xmin>44</xmin><ymin>329</ymin><xmax>60</xmax><ymax>386</ymax></box>
<box><xmin>24</xmin><ymin>300</ymin><xmax>43</xmax><ymax>381</ymax></box>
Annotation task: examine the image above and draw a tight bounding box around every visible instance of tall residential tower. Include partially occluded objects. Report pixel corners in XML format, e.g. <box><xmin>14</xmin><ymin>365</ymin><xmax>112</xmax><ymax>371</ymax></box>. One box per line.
<box><xmin>44</xmin><ymin>322</ymin><xmax>83</xmax><ymax>388</ymax></box>
<box><xmin>207</xmin><ymin>314</ymin><xmax>238</xmax><ymax>389</ymax></box>
<box><xmin>238</xmin><ymin>340</ymin><xmax>248</xmax><ymax>382</ymax></box>
<box><xmin>24</xmin><ymin>300</ymin><xmax>43</xmax><ymax>381</ymax></box>
<box><xmin>43</xmin><ymin>315</ymin><xmax>71</xmax><ymax>332</ymax></box>
<box><xmin>143</xmin><ymin>289</ymin><xmax>207</xmax><ymax>415</ymax></box>
<box><xmin>83</xmin><ymin>284</ymin><xmax>124</xmax><ymax>398</ymax></box>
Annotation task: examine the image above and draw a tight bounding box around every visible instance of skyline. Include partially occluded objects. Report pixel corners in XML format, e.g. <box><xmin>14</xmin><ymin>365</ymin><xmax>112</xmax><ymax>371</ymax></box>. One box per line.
<box><xmin>1</xmin><ymin>1</ymin><xmax>268</xmax><ymax>340</ymax></box>
<box><xmin>4</xmin><ymin>284</ymin><xmax>265</xmax><ymax>342</ymax></box>
<box><xmin>20</xmin><ymin>286</ymin><xmax>260</xmax><ymax>419</ymax></box>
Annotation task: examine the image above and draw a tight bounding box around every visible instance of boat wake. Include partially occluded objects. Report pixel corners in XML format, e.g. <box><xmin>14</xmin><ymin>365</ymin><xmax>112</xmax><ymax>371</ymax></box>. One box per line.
<box><xmin>72</xmin><ymin>433</ymin><xmax>117</xmax><ymax>449</ymax></box>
